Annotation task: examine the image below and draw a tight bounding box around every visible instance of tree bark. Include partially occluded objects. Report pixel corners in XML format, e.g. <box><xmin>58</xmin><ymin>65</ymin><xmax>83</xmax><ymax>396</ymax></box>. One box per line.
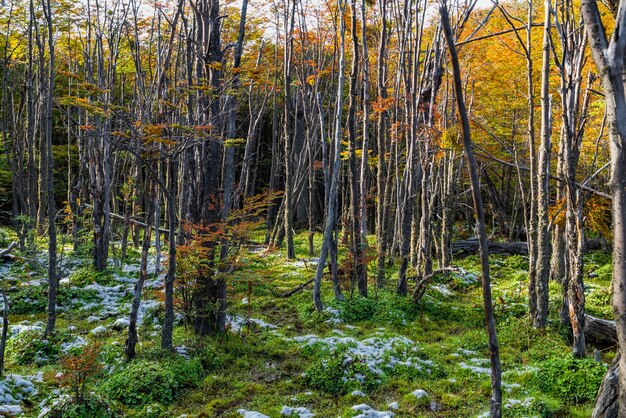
<box><xmin>441</xmin><ymin>3</ymin><xmax>502</xmax><ymax>415</ymax></box>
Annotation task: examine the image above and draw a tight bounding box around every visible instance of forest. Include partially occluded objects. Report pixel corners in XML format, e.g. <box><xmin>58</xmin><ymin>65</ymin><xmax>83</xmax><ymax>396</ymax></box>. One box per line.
<box><xmin>0</xmin><ymin>0</ymin><xmax>625</xmax><ymax>415</ymax></box>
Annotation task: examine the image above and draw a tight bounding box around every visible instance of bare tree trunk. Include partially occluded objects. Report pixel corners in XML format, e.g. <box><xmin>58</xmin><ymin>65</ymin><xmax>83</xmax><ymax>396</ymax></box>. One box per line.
<box><xmin>283</xmin><ymin>0</ymin><xmax>297</xmax><ymax>260</ymax></box>
<box><xmin>533</xmin><ymin>0</ymin><xmax>552</xmax><ymax>328</ymax></box>
<box><xmin>125</xmin><ymin>184</ymin><xmax>155</xmax><ymax>360</ymax></box>
<box><xmin>375</xmin><ymin>0</ymin><xmax>388</xmax><ymax>288</ymax></box>
<box><xmin>347</xmin><ymin>0</ymin><xmax>367</xmax><ymax>297</ymax></box>
<box><xmin>43</xmin><ymin>0</ymin><xmax>57</xmax><ymax>336</ymax></box>
<box><xmin>313</xmin><ymin>0</ymin><xmax>346</xmax><ymax>311</ymax></box>
<box><xmin>440</xmin><ymin>3</ymin><xmax>502</xmax><ymax>415</ymax></box>
<box><xmin>0</xmin><ymin>289</ymin><xmax>8</xmax><ymax>376</ymax></box>
<box><xmin>582</xmin><ymin>0</ymin><xmax>626</xmax><ymax>412</ymax></box>
<box><xmin>161</xmin><ymin>156</ymin><xmax>177</xmax><ymax>350</ymax></box>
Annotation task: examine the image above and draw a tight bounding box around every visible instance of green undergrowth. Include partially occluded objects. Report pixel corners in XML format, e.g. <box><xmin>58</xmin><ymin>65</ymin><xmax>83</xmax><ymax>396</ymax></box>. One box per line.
<box><xmin>0</xmin><ymin>231</ymin><xmax>612</xmax><ymax>417</ymax></box>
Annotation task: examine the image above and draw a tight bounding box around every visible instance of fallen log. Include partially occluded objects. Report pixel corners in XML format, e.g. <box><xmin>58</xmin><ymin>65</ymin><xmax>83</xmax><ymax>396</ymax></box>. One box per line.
<box><xmin>585</xmin><ymin>314</ymin><xmax>618</xmax><ymax>350</ymax></box>
<box><xmin>451</xmin><ymin>237</ymin><xmax>609</xmax><ymax>258</ymax></box>
<box><xmin>451</xmin><ymin>240</ymin><xmax>528</xmax><ymax>258</ymax></box>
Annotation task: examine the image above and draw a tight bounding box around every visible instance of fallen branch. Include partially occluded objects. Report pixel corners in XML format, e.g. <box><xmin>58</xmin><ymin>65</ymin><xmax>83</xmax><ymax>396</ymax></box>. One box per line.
<box><xmin>413</xmin><ymin>267</ymin><xmax>462</xmax><ymax>303</ymax></box>
<box><xmin>82</xmin><ymin>205</ymin><xmax>170</xmax><ymax>235</ymax></box>
<box><xmin>269</xmin><ymin>277</ymin><xmax>315</xmax><ymax>298</ymax></box>
<box><xmin>0</xmin><ymin>242</ymin><xmax>17</xmax><ymax>262</ymax></box>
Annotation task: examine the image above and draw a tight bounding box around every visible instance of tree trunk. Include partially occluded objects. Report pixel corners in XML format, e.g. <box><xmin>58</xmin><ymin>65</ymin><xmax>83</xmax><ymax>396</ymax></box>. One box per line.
<box><xmin>441</xmin><ymin>4</ymin><xmax>502</xmax><ymax>415</ymax></box>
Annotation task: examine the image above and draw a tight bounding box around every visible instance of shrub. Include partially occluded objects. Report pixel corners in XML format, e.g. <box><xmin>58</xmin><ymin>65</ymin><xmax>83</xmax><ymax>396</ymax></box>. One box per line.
<box><xmin>101</xmin><ymin>357</ymin><xmax>204</xmax><ymax>406</ymax></box>
<box><xmin>305</xmin><ymin>356</ymin><xmax>348</xmax><ymax>394</ymax></box>
<box><xmin>8</xmin><ymin>329</ymin><xmax>75</xmax><ymax>365</ymax></box>
<box><xmin>196</xmin><ymin>344</ymin><xmax>224</xmax><ymax>373</ymax></box>
<box><xmin>40</xmin><ymin>393</ymin><xmax>119</xmax><ymax>418</ymax></box>
<box><xmin>68</xmin><ymin>266</ymin><xmax>116</xmax><ymax>287</ymax></box>
<box><xmin>304</xmin><ymin>352</ymin><xmax>382</xmax><ymax>395</ymax></box>
<box><xmin>338</xmin><ymin>297</ymin><xmax>380</xmax><ymax>322</ymax></box>
<box><xmin>102</xmin><ymin>360</ymin><xmax>177</xmax><ymax>406</ymax></box>
<box><xmin>537</xmin><ymin>355</ymin><xmax>606</xmax><ymax>404</ymax></box>
<box><xmin>9</xmin><ymin>286</ymin><xmax>99</xmax><ymax>315</ymax></box>
<box><xmin>58</xmin><ymin>343</ymin><xmax>103</xmax><ymax>403</ymax></box>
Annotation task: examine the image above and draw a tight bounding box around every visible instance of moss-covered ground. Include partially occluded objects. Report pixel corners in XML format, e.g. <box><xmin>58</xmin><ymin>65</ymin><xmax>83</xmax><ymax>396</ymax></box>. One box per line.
<box><xmin>0</xmin><ymin>228</ymin><xmax>614</xmax><ymax>417</ymax></box>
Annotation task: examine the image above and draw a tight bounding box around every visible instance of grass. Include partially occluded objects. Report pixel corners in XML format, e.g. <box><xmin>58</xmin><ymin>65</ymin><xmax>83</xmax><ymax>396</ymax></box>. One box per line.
<box><xmin>0</xmin><ymin>228</ymin><xmax>613</xmax><ymax>417</ymax></box>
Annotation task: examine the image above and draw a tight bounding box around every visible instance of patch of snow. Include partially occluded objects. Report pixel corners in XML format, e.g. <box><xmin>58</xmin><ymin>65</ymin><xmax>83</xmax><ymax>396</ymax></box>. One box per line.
<box><xmin>411</xmin><ymin>389</ymin><xmax>428</xmax><ymax>399</ymax></box>
<box><xmin>226</xmin><ymin>315</ymin><xmax>277</xmax><ymax>332</ymax></box>
<box><xmin>280</xmin><ymin>405</ymin><xmax>315</xmax><ymax>417</ymax></box>
<box><xmin>0</xmin><ymin>374</ymin><xmax>39</xmax><ymax>414</ymax></box>
<box><xmin>9</xmin><ymin>322</ymin><xmax>44</xmax><ymax>336</ymax></box>
<box><xmin>60</xmin><ymin>337</ymin><xmax>86</xmax><ymax>354</ymax></box>
<box><xmin>387</xmin><ymin>402</ymin><xmax>398</xmax><ymax>410</ymax></box>
<box><xmin>459</xmin><ymin>362</ymin><xmax>491</xmax><ymax>375</ymax></box>
<box><xmin>237</xmin><ymin>409</ymin><xmax>270</xmax><ymax>418</ymax></box>
<box><xmin>432</xmin><ymin>284</ymin><xmax>453</xmax><ymax>296</ymax></box>
<box><xmin>502</xmin><ymin>382</ymin><xmax>521</xmax><ymax>393</ymax></box>
<box><xmin>111</xmin><ymin>318</ymin><xmax>130</xmax><ymax>330</ymax></box>
<box><xmin>90</xmin><ymin>326</ymin><xmax>107</xmax><ymax>336</ymax></box>
<box><xmin>290</xmin><ymin>335</ymin><xmax>431</xmax><ymax>377</ymax></box>
<box><xmin>457</xmin><ymin>269</ymin><xmax>479</xmax><ymax>284</ymax></box>
<box><xmin>504</xmin><ymin>397</ymin><xmax>534</xmax><ymax>409</ymax></box>
<box><xmin>351</xmin><ymin>390</ymin><xmax>366</xmax><ymax>397</ymax></box>
<box><xmin>351</xmin><ymin>404</ymin><xmax>394</xmax><ymax>418</ymax></box>
<box><xmin>175</xmin><ymin>346</ymin><xmax>190</xmax><ymax>359</ymax></box>
<box><xmin>324</xmin><ymin>307</ymin><xmax>342</xmax><ymax>324</ymax></box>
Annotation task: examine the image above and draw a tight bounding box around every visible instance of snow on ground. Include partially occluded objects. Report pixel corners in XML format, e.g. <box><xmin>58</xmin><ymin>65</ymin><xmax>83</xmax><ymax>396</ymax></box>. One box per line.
<box><xmin>291</xmin><ymin>334</ymin><xmax>432</xmax><ymax>377</ymax></box>
<box><xmin>226</xmin><ymin>315</ymin><xmax>278</xmax><ymax>332</ymax></box>
<box><xmin>351</xmin><ymin>403</ymin><xmax>395</xmax><ymax>418</ymax></box>
<box><xmin>323</xmin><ymin>307</ymin><xmax>342</xmax><ymax>324</ymax></box>
<box><xmin>175</xmin><ymin>345</ymin><xmax>190</xmax><ymax>358</ymax></box>
<box><xmin>504</xmin><ymin>397</ymin><xmax>534</xmax><ymax>409</ymax></box>
<box><xmin>411</xmin><ymin>389</ymin><xmax>428</xmax><ymax>399</ymax></box>
<box><xmin>90</xmin><ymin>325</ymin><xmax>107</xmax><ymax>335</ymax></box>
<box><xmin>59</xmin><ymin>336</ymin><xmax>86</xmax><ymax>354</ymax></box>
<box><xmin>238</xmin><ymin>409</ymin><xmax>270</xmax><ymax>418</ymax></box>
<box><xmin>0</xmin><ymin>374</ymin><xmax>40</xmax><ymax>415</ymax></box>
<box><xmin>431</xmin><ymin>284</ymin><xmax>454</xmax><ymax>296</ymax></box>
<box><xmin>9</xmin><ymin>321</ymin><xmax>44</xmax><ymax>336</ymax></box>
<box><xmin>280</xmin><ymin>405</ymin><xmax>315</xmax><ymax>417</ymax></box>
<box><xmin>459</xmin><ymin>361</ymin><xmax>491</xmax><ymax>375</ymax></box>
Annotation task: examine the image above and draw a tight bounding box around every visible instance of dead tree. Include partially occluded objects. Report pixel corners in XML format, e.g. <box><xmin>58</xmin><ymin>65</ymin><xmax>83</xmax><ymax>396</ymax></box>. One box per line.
<box><xmin>440</xmin><ymin>2</ymin><xmax>502</xmax><ymax>415</ymax></box>
<box><xmin>581</xmin><ymin>0</ymin><xmax>626</xmax><ymax>412</ymax></box>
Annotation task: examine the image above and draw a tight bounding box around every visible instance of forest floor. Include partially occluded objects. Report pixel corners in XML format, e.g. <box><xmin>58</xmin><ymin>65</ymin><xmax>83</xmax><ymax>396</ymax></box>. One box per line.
<box><xmin>0</xmin><ymin>228</ymin><xmax>615</xmax><ymax>417</ymax></box>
